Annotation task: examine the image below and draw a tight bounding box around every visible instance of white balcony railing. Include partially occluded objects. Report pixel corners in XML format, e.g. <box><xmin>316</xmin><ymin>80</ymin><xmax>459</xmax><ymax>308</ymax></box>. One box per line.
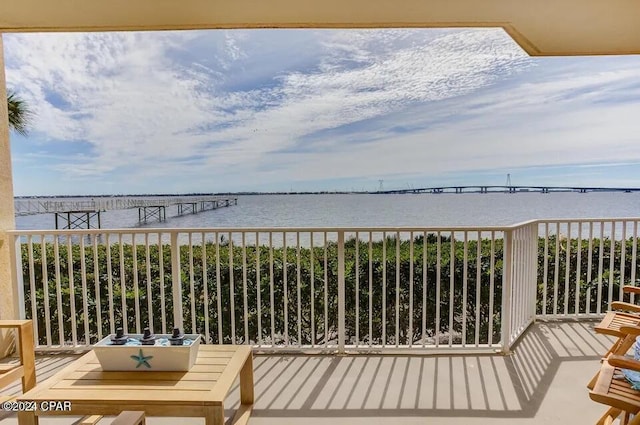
<box><xmin>7</xmin><ymin>218</ymin><xmax>640</xmax><ymax>353</ymax></box>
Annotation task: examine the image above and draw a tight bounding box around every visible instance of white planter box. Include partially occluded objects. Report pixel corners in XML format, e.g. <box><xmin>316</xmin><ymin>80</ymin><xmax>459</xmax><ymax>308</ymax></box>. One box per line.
<box><xmin>93</xmin><ymin>334</ymin><xmax>201</xmax><ymax>371</ymax></box>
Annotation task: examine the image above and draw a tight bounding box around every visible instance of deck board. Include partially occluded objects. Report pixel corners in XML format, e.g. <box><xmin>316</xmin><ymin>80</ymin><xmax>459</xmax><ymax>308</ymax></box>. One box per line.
<box><xmin>0</xmin><ymin>321</ymin><xmax>618</xmax><ymax>425</ymax></box>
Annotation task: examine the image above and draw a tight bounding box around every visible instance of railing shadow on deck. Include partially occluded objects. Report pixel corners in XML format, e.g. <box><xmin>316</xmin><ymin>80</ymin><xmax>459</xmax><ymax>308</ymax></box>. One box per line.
<box><xmin>0</xmin><ymin>321</ymin><xmax>614</xmax><ymax>423</ymax></box>
<box><xmin>223</xmin><ymin>320</ymin><xmax>613</xmax><ymax>419</ymax></box>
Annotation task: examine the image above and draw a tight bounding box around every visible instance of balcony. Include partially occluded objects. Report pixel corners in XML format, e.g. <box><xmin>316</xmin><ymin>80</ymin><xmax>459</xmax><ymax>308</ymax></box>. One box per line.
<box><xmin>0</xmin><ymin>217</ymin><xmax>636</xmax><ymax>423</ymax></box>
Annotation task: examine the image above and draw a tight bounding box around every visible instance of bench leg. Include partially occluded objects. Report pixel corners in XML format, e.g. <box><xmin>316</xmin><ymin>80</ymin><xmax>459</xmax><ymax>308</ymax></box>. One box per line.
<box><xmin>17</xmin><ymin>411</ymin><xmax>38</xmax><ymax>425</ymax></box>
<box><xmin>240</xmin><ymin>354</ymin><xmax>254</xmax><ymax>404</ymax></box>
<box><xmin>18</xmin><ymin>321</ymin><xmax>36</xmax><ymax>392</ymax></box>
<box><xmin>204</xmin><ymin>405</ymin><xmax>225</xmax><ymax>425</ymax></box>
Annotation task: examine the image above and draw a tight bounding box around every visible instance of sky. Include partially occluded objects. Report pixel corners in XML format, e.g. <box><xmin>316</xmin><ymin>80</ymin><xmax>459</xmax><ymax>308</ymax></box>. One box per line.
<box><xmin>4</xmin><ymin>28</ymin><xmax>640</xmax><ymax>195</ymax></box>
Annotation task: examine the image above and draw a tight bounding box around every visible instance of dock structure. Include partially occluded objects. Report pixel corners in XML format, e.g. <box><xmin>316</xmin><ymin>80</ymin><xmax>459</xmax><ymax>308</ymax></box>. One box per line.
<box><xmin>14</xmin><ymin>196</ymin><xmax>238</xmax><ymax>229</ymax></box>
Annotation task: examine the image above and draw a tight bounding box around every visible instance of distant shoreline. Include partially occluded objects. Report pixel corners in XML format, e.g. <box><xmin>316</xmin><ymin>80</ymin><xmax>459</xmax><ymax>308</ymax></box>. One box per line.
<box><xmin>13</xmin><ymin>187</ymin><xmax>640</xmax><ymax>198</ymax></box>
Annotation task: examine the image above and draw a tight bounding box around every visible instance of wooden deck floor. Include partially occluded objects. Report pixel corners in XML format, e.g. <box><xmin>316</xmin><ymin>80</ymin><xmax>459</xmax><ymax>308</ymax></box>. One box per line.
<box><xmin>0</xmin><ymin>321</ymin><xmax>615</xmax><ymax>425</ymax></box>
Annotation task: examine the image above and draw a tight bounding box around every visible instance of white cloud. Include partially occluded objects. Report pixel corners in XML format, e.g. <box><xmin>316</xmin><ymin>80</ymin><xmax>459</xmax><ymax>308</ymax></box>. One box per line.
<box><xmin>4</xmin><ymin>28</ymin><xmax>640</xmax><ymax>194</ymax></box>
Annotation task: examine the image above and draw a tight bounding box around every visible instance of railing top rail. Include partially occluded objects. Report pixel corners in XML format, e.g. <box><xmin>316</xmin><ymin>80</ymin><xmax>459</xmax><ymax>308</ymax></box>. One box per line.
<box><xmin>6</xmin><ymin>225</ymin><xmax>515</xmax><ymax>236</ymax></box>
<box><xmin>7</xmin><ymin>217</ymin><xmax>640</xmax><ymax>236</ymax></box>
<box><xmin>534</xmin><ymin>217</ymin><xmax>640</xmax><ymax>223</ymax></box>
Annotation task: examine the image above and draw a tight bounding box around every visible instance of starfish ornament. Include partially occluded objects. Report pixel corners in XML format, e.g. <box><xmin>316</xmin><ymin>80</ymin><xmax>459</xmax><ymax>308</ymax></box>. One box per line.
<box><xmin>130</xmin><ymin>349</ymin><xmax>153</xmax><ymax>368</ymax></box>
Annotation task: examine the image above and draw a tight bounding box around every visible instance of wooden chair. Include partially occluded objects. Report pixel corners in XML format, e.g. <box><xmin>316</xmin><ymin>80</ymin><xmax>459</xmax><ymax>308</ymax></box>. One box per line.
<box><xmin>594</xmin><ymin>286</ymin><xmax>640</xmax><ymax>358</ymax></box>
<box><xmin>590</xmin><ymin>355</ymin><xmax>640</xmax><ymax>425</ymax></box>
<box><xmin>589</xmin><ymin>325</ymin><xmax>640</xmax><ymax>390</ymax></box>
<box><xmin>0</xmin><ymin>320</ymin><xmax>36</xmax><ymax>395</ymax></box>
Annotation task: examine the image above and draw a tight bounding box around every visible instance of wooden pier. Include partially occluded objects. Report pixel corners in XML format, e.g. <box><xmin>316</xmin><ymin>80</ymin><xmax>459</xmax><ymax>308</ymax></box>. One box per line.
<box><xmin>14</xmin><ymin>195</ymin><xmax>238</xmax><ymax>229</ymax></box>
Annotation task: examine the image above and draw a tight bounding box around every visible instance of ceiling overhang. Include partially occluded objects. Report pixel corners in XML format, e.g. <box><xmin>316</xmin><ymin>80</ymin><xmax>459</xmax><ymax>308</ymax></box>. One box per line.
<box><xmin>1</xmin><ymin>0</ymin><xmax>639</xmax><ymax>56</ymax></box>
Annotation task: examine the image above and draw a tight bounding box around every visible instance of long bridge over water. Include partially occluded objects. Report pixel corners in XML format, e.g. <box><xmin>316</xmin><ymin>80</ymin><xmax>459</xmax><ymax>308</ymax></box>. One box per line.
<box><xmin>377</xmin><ymin>185</ymin><xmax>640</xmax><ymax>194</ymax></box>
<box><xmin>14</xmin><ymin>196</ymin><xmax>238</xmax><ymax>229</ymax></box>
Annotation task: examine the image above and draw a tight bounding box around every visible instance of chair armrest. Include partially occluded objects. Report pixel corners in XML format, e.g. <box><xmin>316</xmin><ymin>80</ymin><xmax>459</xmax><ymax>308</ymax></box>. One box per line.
<box><xmin>611</xmin><ymin>301</ymin><xmax>640</xmax><ymax>313</ymax></box>
<box><xmin>619</xmin><ymin>325</ymin><xmax>640</xmax><ymax>336</ymax></box>
<box><xmin>608</xmin><ymin>354</ymin><xmax>640</xmax><ymax>371</ymax></box>
<box><xmin>623</xmin><ymin>286</ymin><xmax>640</xmax><ymax>295</ymax></box>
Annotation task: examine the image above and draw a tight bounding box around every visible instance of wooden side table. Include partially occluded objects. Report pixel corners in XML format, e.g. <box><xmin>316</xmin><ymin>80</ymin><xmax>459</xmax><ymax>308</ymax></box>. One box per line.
<box><xmin>17</xmin><ymin>344</ymin><xmax>253</xmax><ymax>425</ymax></box>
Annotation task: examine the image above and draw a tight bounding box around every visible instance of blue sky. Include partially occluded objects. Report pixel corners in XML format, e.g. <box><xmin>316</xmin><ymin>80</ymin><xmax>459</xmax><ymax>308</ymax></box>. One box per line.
<box><xmin>4</xmin><ymin>28</ymin><xmax>640</xmax><ymax>195</ymax></box>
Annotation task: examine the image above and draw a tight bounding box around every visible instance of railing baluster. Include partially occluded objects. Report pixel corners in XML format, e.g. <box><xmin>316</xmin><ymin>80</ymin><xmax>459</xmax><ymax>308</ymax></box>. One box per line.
<box><xmin>621</xmin><ymin>221</ymin><xmax>627</xmax><ymax>301</ymax></box>
<box><xmin>41</xmin><ymin>235</ymin><xmax>51</xmax><ymax>347</ymax></box>
<box><xmin>475</xmin><ymin>231</ymin><xmax>481</xmax><ymax>347</ymax></box>
<box><xmin>229</xmin><ymin>231</ymin><xmax>235</xmax><ymax>343</ymax></box>
<box><xmin>369</xmin><ymin>232</ymin><xmax>373</xmax><ymax>347</ymax></box>
<box><xmin>563</xmin><ymin>223</ymin><xmax>571</xmax><ymax>316</ymax></box>
<box><xmin>256</xmin><ymin>231</ymin><xmax>261</xmax><ymax>345</ymax></box>
<box><xmin>68</xmin><ymin>236</ymin><xmax>78</xmax><ymax>345</ymax></box>
<box><xmin>189</xmin><ymin>232</ymin><xmax>196</xmax><ymax>334</ymax></box>
<box><xmin>422</xmin><ymin>231</ymin><xmax>428</xmax><ymax>348</ymax></box>
<box><xmin>449</xmin><ymin>232</ymin><xmax>455</xmax><ymax>347</ymax></box>
<box><xmin>242</xmin><ymin>232</ymin><xmax>249</xmax><ymax>344</ymax></box>
<box><xmin>283</xmin><ymin>231</ymin><xmax>288</xmax><ymax>346</ymax></box>
<box><xmin>158</xmin><ymin>232</ymin><xmax>166</xmax><ymax>334</ymax></box>
<box><xmin>633</xmin><ymin>221</ymin><xmax>638</xmax><ymax>305</ymax></box>
<box><xmin>119</xmin><ymin>234</ymin><xmax>128</xmax><ymax>334</ymax></box>
<box><xmin>395</xmin><ymin>231</ymin><xmax>400</xmax><ymax>348</ymax></box>
<box><xmin>488</xmin><ymin>232</ymin><xmax>495</xmax><ymax>346</ymax></box>
<box><xmin>170</xmin><ymin>232</ymin><xmax>183</xmax><ymax>332</ymax></box>
<box><xmin>436</xmin><ymin>231</ymin><xmax>441</xmax><ymax>347</ymax></box>
<box><xmin>576</xmin><ymin>223</ymin><xmax>582</xmax><ymax>316</ymax></box>
<box><xmin>310</xmin><ymin>232</ymin><xmax>315</xmax><ymax>347</ymax></box>
<box><xmin>79</xmin><ymin>235</ymin><xmax>90</xmax><ymax>345</ymax></box>
<box><xmin>516</xmin><ymin>229</ymin><xmax>522</xmax><ymax>333</ymax></box>
<box><xmin>338</xmin><ymin>230</ymin><xmax>345</xmax><ymax>353</ymax></box>
<box><xmin>382</xmin><ymin>232</ymin><xmax>387</xmax><ymax>346</ymax></box>
<box><xmin>355</xmin><ymin>231</ymin><xmax>360</xmax><ymax>347</ymax></box>
<box><xmin>269</xmin><ymin>232</ymin><xmax>275</xmax><ymax>345</ymax></box>
<box><xmin>542</xmin><ymin>223</ymin><xmax>549</xmax><ymax>316</ymax></box>
<box><xmin>27</xmin><ymin>236</ymin><xmax>38</xmax><ymax>346</ymax></box>
<box><xmin>216</xmin><ymin>232</ymin><xmax>223</xmax><ymax>343</ymax></box>
<box><xmin>586</xmin><ymin>222</ymin><xmax>593</xmax><ymax>315</ymax></box>
<box><xmin>324</xmin><ymin>232</ymin><xmax>328</xmax><ymax>347</ymax></box>
<box><xmin>609</xmin><ymin>221</ymin><xmax>616</xmax><ymax>309</ymax></box>
<box><xmin>597</xmin><ymin>222</ymin><xmax>605</xmax><ymax>314</ymax></box>
<box><xmin>462</xmin><ymin>231</ymin><xmax>468</xmax><ymax>347</ymax></box>
<box><xmin>54</xmin><ymin>236</ymin><xmax>64</xmax><ymax>345</ymax></box>
<box><xmin>530</xmin><ymin>224</ymin><xmax>537</xmax><ymax>321</ymax></box>
<box><xmin>145</xmin><ymin>234</ymin><xmax>154</xmax><ymax>335</ymax></box>
<box><xmin>107</xmin><ymin>233</ymin><xmax>115</xmax><ymax>335</ymax></box>
<box><xmin>93</xmin><ymin>235</ymin><xmax>102</xmax><ymax>340</ymax></box>
<box><xmin>409</xmin><ymin>231</ymin><xmax>414</xmax><ymax>347</ymax></box>
<box><xmin>202</xmin><ymin>232</ymin><xmax>209</xmax><ymax>343</ymax></box>
<box><xmin>553</xmin><ymin>222</ymin><xmax>560</xmax><ymax>316</ymax></box>
<box><xmin>297</xmin><ymin>232</ymin><xmax>302</xmax><ymax>347</ymax></box>
<box><xmin>133</xmin><ymin>234</ymin><xmax>141</xmax><ymax>334</ymax></box>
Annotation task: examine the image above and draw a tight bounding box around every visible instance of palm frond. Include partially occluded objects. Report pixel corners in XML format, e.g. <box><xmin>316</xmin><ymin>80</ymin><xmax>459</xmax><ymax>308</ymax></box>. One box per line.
<box><xmin>7</xmin><ymin>90</ymin><xmax>32</xmax><ymax>136</ymax></box>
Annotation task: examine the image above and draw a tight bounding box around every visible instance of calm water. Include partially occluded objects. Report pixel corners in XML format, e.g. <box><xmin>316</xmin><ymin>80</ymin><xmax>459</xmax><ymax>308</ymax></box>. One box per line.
<box><xmin>15</xmin><ymin>192</ymin><xmax>640</xmax><ymax>230</ymax></box>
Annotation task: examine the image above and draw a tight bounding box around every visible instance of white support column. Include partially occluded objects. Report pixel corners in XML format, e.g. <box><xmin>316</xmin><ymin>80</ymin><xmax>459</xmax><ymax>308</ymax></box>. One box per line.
<box><xmin>500</xmin><ymin>229</ymin><xmax>513</xmax><ymax>354</ymax></box>
<box><xmin>0</xmin><ymin>34</ymin><xmax>19</xmax><ymax>356</ymax></box>
<box><xmin>337</xmin><ymin>231</ymin><xmax>345</xmax><ymax>353</ymax></box>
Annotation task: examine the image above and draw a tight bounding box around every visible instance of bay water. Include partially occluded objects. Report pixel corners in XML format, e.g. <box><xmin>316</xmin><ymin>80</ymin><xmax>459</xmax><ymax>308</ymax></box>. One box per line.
<box><xmin>15</xmin><ymin>192</ymin><xmax>640</xmax><ymax>230</ymax></box>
